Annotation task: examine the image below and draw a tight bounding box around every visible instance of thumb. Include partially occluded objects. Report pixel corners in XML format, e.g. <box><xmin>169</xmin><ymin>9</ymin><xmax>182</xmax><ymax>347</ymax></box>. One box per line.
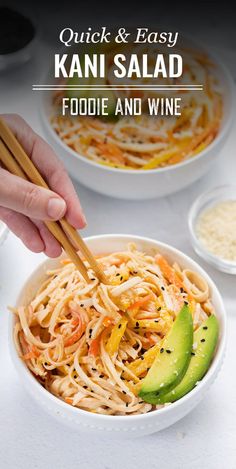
<box><xmin>0</xmin><ymin>169</ymin><xmax>66</xmax><ymax>220</ymax></box>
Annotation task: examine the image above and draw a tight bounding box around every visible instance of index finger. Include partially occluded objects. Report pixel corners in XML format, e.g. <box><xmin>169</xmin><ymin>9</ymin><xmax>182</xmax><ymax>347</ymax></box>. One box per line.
<box><xmin>2</xmin><ymin>114</ymin><xmax>87</xmax><ymax>229</ymax></box>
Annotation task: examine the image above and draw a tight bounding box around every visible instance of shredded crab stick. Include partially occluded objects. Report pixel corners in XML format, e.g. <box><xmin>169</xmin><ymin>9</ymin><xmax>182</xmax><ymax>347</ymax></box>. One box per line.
<box><xmin>13</xmin><ymin>243</ymin><xmax>216</xmax><ymax>416</ymax></box>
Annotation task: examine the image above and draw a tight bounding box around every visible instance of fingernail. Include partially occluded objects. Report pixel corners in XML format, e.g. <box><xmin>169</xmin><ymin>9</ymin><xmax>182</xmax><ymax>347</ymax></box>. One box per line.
<box><xmin>81</xmin><ymin>212</ymin><xmax>87</xmax><ymax>227</ymax></box>
<box><xmin>47</xmin><ymin>198</ymin><xmax>66</xmax><ymax>219</ymax></box>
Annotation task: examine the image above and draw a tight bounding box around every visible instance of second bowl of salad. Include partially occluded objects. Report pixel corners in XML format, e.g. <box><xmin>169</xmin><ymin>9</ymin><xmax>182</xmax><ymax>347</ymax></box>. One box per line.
<box><xmin>40</xmin><ymin>36</ymin><xmax>234</xmax><ymax>199</ymax></box>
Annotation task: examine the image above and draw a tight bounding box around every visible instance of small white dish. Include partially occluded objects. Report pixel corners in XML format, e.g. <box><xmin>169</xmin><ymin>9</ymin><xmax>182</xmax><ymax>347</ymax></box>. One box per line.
<box><xmin>9</xmin><ymin>234</ymin><xmax>226</xmax><ymax>437</ymax></box>
<box><xmin>189</xmin><ymin>185</ymin><xmax>236</xmax><ymax>274</ymax></box>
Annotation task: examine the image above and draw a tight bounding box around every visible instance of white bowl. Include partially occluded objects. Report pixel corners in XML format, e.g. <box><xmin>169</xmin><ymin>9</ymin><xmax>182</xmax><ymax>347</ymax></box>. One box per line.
<box><xmin>40</xmin><ymin>43</ymin><xmax>234</xmax><ymax>200</ymax></box>
<box><xmin>9</xmin><ymin>235</ymin><xmax>226</xmax><ymax>437</ymax></box>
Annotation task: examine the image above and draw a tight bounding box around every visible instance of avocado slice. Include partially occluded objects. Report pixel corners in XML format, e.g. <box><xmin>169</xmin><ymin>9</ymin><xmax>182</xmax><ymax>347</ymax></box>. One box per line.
<box><xmin>66</xmin><ymin>75</ymin><xmax>116</xmax><ymax>116</ymax></box>
<box><xmin>139</xmin><ymin>305</ymin><xmax>193</xmax><ymax>404</ymax></box>
<box><xmin>66</xmin><ymin>74</ymin><xmax>92</xmax><ymax>99</ymax></box>
<box><xmin>156</xmin><ymin>314</ymin><xmax>219</xmax><ymax>404</ymax></box>
<box><xmin>66</xmin><ymin>53</ymin><xmax>92</xmax><ymax>99</ymax></box>
<box><xmin>89</xmin><ymin>77</ymin><xmax>116</xmax><ymax>116</ymax></box>
<box><xmin>66</xmin><ymin>49</ymin><xmax>116</xmax><ymax>116</ymax></box>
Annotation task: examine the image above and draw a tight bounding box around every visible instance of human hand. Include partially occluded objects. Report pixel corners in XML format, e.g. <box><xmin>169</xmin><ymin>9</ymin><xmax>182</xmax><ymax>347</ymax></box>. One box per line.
<box><xmin>0</xmin><ymin>114</ymin><xmax>86</xmax><ymax>257</ymax></box>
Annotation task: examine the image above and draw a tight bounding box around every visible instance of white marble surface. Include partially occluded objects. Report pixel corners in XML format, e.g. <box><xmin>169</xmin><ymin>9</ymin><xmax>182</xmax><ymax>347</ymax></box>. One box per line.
<box><xmin>0</xmin><ymin>42</ymin><xmax>236</xmax><ymax>469</ymax></box>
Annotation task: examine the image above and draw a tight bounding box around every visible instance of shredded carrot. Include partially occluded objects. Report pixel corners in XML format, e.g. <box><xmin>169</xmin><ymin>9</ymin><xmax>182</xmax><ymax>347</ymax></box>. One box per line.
<box><xmin>130</xmin><ymin>90</ymin><xmax>144</xmax><ymax>99</ymax></box>
<box><xmin>22</xmin><ymin>351</ymin><xmax>35</xmax><ymax>360</ymax></box>
<box><xmin>89</xmin><ymin>335</ymin><xmax>101</xmax><ymax>357</ymax></box>
<box><xmin>65</xmin><ymin>397</ymin><xmax>73</xmax><ymax>405</ymax></box>
<box><xmin>71</xmin><ymin>318</ymin><xmax>79</xmax><ymax>326</ymax></box>
<box><xmin>61</xmin><ymin>259</ymin><xmax>72</xmax><ymax>265</ymax></box>
<box><xmin>22</xmin><ymin>345</ymin><xmax>40</xmax><ymax>360</ymax></box>
<box><xmin>32</xmin><ymin>345</ymin><xmax>41</xmax><ymax>358</ymax></box>
<box><xmin>102</xmin><ymin>316</ymin><xmax>113</xmax><ymax>327</ymax></box>
<box><xmin>19</xmin><ymin>330</ymin><xmax>29</xmax><ymax>351</ymax></box>
<box><xmin>96</xmin><ymin>142</ymin><xmax>125</xmax><ymax>164</ymax></box>
<box><xmin>128</xmin><ymin>294</ymin><xmax>153</xmax><ymax>315</ymax></box>
<box><xmin>64</xmin><ymin>322</ymin><xmax>84</xmax><ymax>347</ymax></box>
<box><xmin>145</xmin><ymin>331</ymin><xmax>157</xmax><ymax>346</ymax></box>
<box><xmin>169</xmin><ymin>120</ymin><xmax>219</xmax><ymax>165</ymax></box>
<box><xmin>155</xmin><ymin>254</ymin><xmax>183</xmax><ymax>290</ymax></box>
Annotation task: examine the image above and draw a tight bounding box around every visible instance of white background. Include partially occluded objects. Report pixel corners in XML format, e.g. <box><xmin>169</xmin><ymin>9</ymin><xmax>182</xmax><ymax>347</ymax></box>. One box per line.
<box><xmin>0</xmin><ymin>31</ymin><xmax>236</xmax><ymax>469</ymax></box>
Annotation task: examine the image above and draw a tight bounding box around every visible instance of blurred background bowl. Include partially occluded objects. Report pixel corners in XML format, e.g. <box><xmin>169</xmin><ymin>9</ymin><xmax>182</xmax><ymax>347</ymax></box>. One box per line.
<box><xmin>0</xmin><ymin>7</ymin><xmax>38</xmax><ymax>72</ymax></box>
<box><xmin>40</xmin><ymin>39</ymin><xmax>235</xmax><ymax>200</ymax></box>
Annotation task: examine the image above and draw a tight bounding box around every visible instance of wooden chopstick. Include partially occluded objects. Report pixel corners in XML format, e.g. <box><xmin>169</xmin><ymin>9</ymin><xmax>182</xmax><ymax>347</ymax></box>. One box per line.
<box><xmin>0</xmin><ymin>137</ymin><xmax>90</xmax><ymax>282</ymax></box>
<box><xmin>0</xmin><ymin>118</ymin><xmax>107</xmax><ymax>283</ymax></box>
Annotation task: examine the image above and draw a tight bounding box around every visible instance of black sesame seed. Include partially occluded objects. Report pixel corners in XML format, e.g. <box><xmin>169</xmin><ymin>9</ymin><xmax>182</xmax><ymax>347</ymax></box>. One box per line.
<box><xmin>166</xmin><ymin>349</ymin><xmax>171</xmax><ymax>354</ymax></box>
<box><xmin>92</xmin><ymin>368</ymin><xmax>96</xmax><ymax>371</ymax></box>
<box><xmin>158</xmin><ymin>307</ymin><xmax>161</xmax><ymax>311</ymax></box>
<box><xmin>184</xmin><ymin>301</ymin><xmax>188</xmax><ymax>305</ymax></box>
<box><xmin>121</xmin><ymin>376</ymin><xmax>125</xmax><ymax>380</ymax></box>
<box><xmin>160</xmin><ymin>348</ymin><xmax>164</xmax><ymax>353</ymax></box>
<box><xmin>154</xmin><ymin>319</ymin><xmax>159</xmax><ymax>323</ymax></box>
<box><xmin>180</xmin><ymin>287</ymin><xmax>184</xmax><ymax>293</ymax></box>
<box><xmin>126</xmin><ymin>402</ymin><xmax>129</xmax><ymax>407</ymax></box>
<box><xmin>140</xmin><ymin>356</ymin><xmax>144</xmax><ymax>360</ymax></box>
<box><xmin>73</xmin><ymin>374</ymin><xmax>77</xmax><ymax>379</ymax></box>
<box><xmin>147</xmin><ymin>367</ymin><xmax>150</xmax><ymax>371</ymax></box>
<box><xmin>118</xmin><ymin>324</ymin><xmax>122</xmax><ymax>329</ymax></box>
<box><xmin>80</xmin><ymin>304</ymin><xmax>84</xmax><ymax>307</ymax></box>
<box><xmin>89</xmin><ymin>334</ymin><xmax>92</xmax><ymax>339</ymax></box>
<box><xmin>133</xmin><ymin>271</ymin><xmax>138</xmax><ymax>275</ymax></box>
<box><xmin>91</xmin><ymin>278</ymin><xmax>96</xmax><ymax>281</ymax></box>
<box><xmin>203</xmin><ymin>326</ymin><xmax>208</xmax><ymax>330</ymax></box>
<box><xmin>201</xmin><ymin>338</ymin><xmax>206</xmax><ymax>343</ymax></box>
<box><xmin>89</xmin><ymin>328</ymin><xmax>93</xmax><ymax>334</ymax></box>
<box><xmin>136</xmin><ymin>321</ymin><xmax>139</xmax><ymax>327</ymax></box>
<box><xmin>161</xmin><ymin>286</ymin><xmax>165</xmax><ymax>291</ymax></box>
<box><xmin>91</xmin><ymin>390</ymin><xmax>94</xmax><ymax>393</ymax></box>
<box><xmin>99</xmin><ymin>374</ymin><xmax>104</xmax><ymax>378</ymax></box>
<box><xmin>191</xmin><ymin>352</ymin><xmax>195</xmax><ymax>356</ymax></box>
<box><xmin>116</xmin><ymin>273</ymin><xmax>120</xmax><ymax>277</ymax></box>
<box><xmin>122</xmin><ymin>391</ymin><xmax>127</xmax><ymax>395</ymax></box>
<box><xmin>83</xmin><ymin>385</ymin><xmax>88</xmax><ymax>389</ymax></box>
<box><xmin>120</xmin><ymin>276</ymin><xmax>123</xmax><ymax>281</ymax></box>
